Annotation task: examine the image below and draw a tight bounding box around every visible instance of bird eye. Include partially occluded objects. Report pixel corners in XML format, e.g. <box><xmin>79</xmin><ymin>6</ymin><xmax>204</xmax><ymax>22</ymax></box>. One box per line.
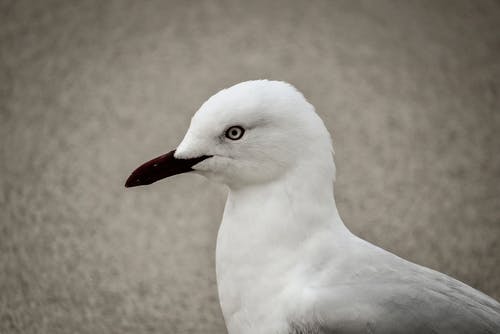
<box><xmin>225</xmin><ymin>126</ymin><xmax>245</xmax><ymax>140</ymax></box>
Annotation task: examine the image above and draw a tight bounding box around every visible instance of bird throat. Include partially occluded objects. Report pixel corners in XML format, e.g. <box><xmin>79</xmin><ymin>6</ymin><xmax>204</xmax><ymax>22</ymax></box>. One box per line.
<box><xmin>215</xmin><ymin>164</ymin><xmax>348</xmax><ymax>333</ymax></box>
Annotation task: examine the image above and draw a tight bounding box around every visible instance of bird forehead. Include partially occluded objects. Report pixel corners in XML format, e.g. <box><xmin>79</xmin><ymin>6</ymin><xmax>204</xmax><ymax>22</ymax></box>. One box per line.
<box><xmin>186</xmin><ymin>80</ymin><xmax>314</xmax><ymax>139</ymax></box>
<box><xmin>187</xmin><ymin>110</ymin><xmax>264</xmax><ymax>143</ymax></box>
<box><xmin>190</xmin><ymin>102</ymin><xmax>273</xmax><ymax>136</ymax></box>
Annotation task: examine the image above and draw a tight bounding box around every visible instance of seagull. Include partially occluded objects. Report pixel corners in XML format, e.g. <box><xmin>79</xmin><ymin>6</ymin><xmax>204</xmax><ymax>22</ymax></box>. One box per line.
<box><xmin>125</xmin><ymin>80</ymin><xmax>500</xmax><ymax>334</ymax></box>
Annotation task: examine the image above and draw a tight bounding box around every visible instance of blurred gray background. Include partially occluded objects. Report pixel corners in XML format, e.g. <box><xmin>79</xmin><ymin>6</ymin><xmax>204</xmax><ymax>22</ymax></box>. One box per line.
<box><xmin>1</xmin><ymin>0</ymin><xmax>499</xmax><ymax>333</ymax></box>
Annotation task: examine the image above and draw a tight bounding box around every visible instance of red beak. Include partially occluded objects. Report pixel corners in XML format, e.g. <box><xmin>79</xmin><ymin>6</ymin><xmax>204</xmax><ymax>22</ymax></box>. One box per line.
<box><xmin>125</xmin><ymin>150</ymin><xmax>211</xmax><ymax>188</ymax></box>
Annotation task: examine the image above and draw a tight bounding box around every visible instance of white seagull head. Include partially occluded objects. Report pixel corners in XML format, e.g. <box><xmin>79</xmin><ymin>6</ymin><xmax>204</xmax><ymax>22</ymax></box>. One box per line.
<box><xmin>126</xmin><ymin>80</ymin><xmax>335</xmax><ymax>189</ymax></box>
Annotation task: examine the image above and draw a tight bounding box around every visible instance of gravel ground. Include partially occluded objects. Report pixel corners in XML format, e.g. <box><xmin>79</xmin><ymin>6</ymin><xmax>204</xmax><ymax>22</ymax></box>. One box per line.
<box><xmin>1</xmin><ymin>1</ymin><xmax>499</xmax><ymax>333</ymax></box>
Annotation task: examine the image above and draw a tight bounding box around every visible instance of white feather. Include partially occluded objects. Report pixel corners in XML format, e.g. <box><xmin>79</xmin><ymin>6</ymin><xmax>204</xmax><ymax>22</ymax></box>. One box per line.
<box><xmin>174</xmin><ymin>80</ymin><xmax>500</xmax><ymax>334</ymax></box>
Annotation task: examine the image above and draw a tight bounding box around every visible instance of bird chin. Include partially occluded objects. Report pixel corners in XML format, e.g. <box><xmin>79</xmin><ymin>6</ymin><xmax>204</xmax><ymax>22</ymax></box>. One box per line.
<box><xmin>191</xmin><ymin>155</ymin><xmax>231</xmax><ymax>182</ymax></box>
<box><xmin>191</xmin><ymin>168</ymin><xmax>229</xmax><ymax>186</ymax></box>
<box><xmin>193</xmin><ymin>156</ymin><xmax>285</xmax><ymax>188</ymax></box>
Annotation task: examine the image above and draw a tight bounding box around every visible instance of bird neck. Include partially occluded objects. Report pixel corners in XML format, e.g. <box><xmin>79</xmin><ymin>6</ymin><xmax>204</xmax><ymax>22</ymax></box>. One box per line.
<box><xmin>215</xmin><ymin>158</ymin><xmax>352</xmax><ymax>333</ymax></box>
<box><xmin>220</xmin><ymin>157</ymin><xmax>349</xmax><ymax>248</ymax></box>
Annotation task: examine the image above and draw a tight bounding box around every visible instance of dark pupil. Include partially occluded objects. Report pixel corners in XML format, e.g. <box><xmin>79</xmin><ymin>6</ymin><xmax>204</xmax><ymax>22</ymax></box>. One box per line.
<box><xmin>231</xmin><ymin>129</ymin><xmax>238</xmax><ymax>136</ymax></box>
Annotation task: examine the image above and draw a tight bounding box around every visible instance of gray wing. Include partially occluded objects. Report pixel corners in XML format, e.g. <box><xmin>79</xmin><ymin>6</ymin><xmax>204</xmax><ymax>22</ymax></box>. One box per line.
<box><xmin>290</xmin><ymin>264</ymin><xmax>500</xmax><ymax>334</ymax></box>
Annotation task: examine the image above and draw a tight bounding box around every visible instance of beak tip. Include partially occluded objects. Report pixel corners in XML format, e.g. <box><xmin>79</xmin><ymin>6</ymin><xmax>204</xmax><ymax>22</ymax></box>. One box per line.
<box><xmin>124</xmin><ymin>174</ymin><xmax>141</xmax><ymax>188</ymax></box>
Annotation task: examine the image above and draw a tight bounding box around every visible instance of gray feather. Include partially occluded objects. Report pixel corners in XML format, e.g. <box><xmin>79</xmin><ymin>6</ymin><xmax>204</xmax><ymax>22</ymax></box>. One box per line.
<box><xmin>289</xmin><ymin>247</ymin><xmax>500</xmax><ymax>334</ymax></box>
